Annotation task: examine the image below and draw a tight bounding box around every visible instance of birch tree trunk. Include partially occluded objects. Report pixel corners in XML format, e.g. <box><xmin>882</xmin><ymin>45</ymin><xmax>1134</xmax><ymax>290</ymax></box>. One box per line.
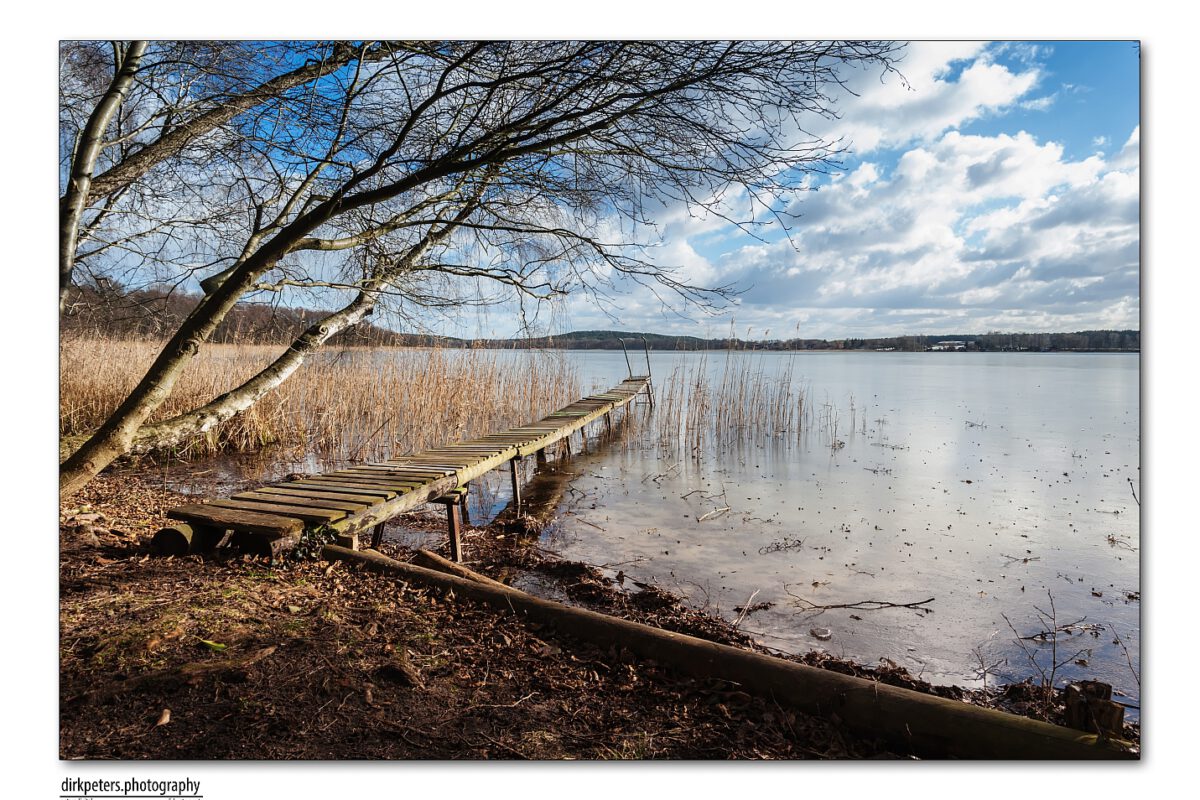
<box><xmin>124</xmin><ymin>197</ymin><xmax>481</xmax><ymax>455</ymax></box>
<box><xmin>127</xmin><ymin>292</ymin><xmax>376</xmax><ymax>454</ymax></box>
<box><xmin>59</xmin><ymin>40</ymin><xmax>146</xmax><ymax>312</ymax></box>
<box><xmin>58</xmin><ymin>241</ymin><xmax>284</xmax><ymax>496</ymax></box>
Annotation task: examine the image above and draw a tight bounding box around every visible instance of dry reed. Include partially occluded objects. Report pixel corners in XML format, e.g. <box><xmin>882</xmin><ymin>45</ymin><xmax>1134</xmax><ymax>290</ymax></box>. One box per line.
<box><xmin>655</xmin><ymin>351</ymin><xmax>814</xmax><ymax>454</ymax></box>
<box><xmin>60</xmin><ymin>337</ymin><xmax>581</xmax><ymax>461</ymax></box>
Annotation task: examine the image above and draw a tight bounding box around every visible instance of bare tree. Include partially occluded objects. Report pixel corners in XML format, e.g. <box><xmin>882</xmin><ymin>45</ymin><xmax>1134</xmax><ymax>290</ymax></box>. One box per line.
<box><xmin>59</xmin><ymin>40</ymin><xmax>902</xmax><ymax>496</ymax></box>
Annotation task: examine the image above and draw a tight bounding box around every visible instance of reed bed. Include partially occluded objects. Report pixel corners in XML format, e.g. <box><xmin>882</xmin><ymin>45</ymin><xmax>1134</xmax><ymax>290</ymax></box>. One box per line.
<box><xmin>60</xmin><ymin>337</ymin><xmax>581</xmax><ymax>461</ymax></box>
<box><xmin>654</xmin><ymin>351</ymin><xmax>821</xmax><ymax>455</ymax></box>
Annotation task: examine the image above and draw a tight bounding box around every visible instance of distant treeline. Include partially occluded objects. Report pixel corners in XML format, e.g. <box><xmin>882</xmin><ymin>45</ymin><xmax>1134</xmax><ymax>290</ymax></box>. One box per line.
<box><xmin>483</xmin><ymin>330</ymin><xmax>1140</xmax><ymax>352</ymax></box>
<box><xmin>60</xmin><ymin>287</ymin><xmax>459</xmax><ymax>348</ymax></box>
<box><xmin>61</xmin><ymin>288</ymin><xmax>1139</xmax><ymax>352</ymax></box>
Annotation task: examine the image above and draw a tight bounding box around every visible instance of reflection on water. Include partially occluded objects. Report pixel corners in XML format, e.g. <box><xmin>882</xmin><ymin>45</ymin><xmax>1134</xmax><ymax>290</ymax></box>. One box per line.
<box><xmin>541</xmin><ymin>351</ymin><xmax>1140</xmax><ymax>715</ymax></box>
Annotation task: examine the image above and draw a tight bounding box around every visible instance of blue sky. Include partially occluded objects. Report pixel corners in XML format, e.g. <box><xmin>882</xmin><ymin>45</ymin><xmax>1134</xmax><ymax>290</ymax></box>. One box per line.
<box><xmin>530</xmin><ymin>40</ymin><xmax>1141</xmax><ymax>341</ymax></box>
<box><xmin>55</xmin><ymin>39</ymin><xmax>1141</xmax><ymax>343</ymax></box>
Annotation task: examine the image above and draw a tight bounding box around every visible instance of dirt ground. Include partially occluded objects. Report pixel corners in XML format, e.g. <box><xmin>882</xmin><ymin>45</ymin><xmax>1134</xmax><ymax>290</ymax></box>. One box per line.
<box><xmin>59</xmin><ymin>473</ymin><xmax>1137</xmax><ymax>760</ymax></box>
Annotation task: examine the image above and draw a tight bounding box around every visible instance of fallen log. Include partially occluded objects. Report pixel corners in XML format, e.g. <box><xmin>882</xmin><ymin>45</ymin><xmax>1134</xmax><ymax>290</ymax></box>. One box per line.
<box><xmin>322</xmin><ymin>545</ymin><xmax>1134</xmax><ymax>760</ymax></box>
<box><xmin>410</xmin><ymin>548</ymin><xmax>513</xmax><ymax>591</ymax></box>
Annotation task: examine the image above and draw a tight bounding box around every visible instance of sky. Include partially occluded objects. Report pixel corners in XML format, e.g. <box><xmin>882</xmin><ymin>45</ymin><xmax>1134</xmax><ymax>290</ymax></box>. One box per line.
<box><xmin>57</xmin><ymin>39</ymin><xmax>1141</xmax><ymax>342</ymax></box>
<box><xmin>522</xmin><ymin>40</ymin><xmax>1141</xmax><ymax>341</ymax></box>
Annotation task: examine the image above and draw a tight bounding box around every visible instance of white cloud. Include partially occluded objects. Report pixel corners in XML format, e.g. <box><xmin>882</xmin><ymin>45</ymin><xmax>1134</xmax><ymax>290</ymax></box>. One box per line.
<box><xmin>520</xmin><ymin>49</ymin><xmax>1140</xmax><ymax>340</ymax></box>
<box><xmin>816</xmin><ymin>42</ymin><xmax>1042</xmax><ymax>154</ymax></box>
<box><xmin>688</xmin><ymin>124</ymin><xmax>1140</xmax><ymax>338</ymax></box>
<box><xmin>1111</xmin><ymin>126</ymin><xmax>1140</xmax><ymax>170</ymax></box>
<box><xmin>1020</xmin><ymin>95</ymin><xmax>1057</xmax><ymax>112</ymax></box>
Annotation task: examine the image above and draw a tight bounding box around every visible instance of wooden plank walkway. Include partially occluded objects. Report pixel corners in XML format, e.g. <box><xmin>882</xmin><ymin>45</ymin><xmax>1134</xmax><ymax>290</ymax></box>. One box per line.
<box><xmin>155</xmin><ymin>377</ymin><xmax>650</xmax><ymax>558</ymax></box>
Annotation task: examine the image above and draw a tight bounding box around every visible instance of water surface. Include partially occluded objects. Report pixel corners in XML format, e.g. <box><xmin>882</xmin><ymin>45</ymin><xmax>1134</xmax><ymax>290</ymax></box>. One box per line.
<box><xmin>542</xmin><ymin>351</ymin><xmax>1140</xmax><ymax>712</ymax></box>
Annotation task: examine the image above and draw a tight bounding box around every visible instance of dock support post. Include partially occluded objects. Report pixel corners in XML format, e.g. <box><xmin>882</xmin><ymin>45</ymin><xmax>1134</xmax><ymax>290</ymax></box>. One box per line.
<box><xmin>446</xmin><ymin>502</ymin><xmax>463</xmax><ymax>563</ymax></box>
<box><xmin>536</xmin><ymin>448</ymin><xmax>547</xmax><ymax>467</ymax></box>
<box><xmin>510</xmin><ymin>457</ymin><xmax>523</xmax><ymax>514</ymax></box>
<box><xmin>369</xmin><ymin>523</ymin><xmax>385</xmax><ymax>549</ymax></box>
<box><xmin>460</xmin><ymin>483</ymin><xmax>471</xmax><ymax>527</ymax></box>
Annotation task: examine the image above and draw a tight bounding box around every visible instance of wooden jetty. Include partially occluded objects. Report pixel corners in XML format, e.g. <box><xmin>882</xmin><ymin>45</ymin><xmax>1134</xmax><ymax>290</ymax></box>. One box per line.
<box><xmin>155</xmin><ymin>376</ymin><xmax>651</xmax><ymax>560</ymax></box>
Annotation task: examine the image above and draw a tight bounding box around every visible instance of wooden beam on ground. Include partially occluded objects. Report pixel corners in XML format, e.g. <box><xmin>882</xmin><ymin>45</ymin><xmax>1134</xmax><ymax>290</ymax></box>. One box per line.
<box><xmin>167</xmin><ymin>504</ymin><xmax>304</xmax><ymax>538</ymax></box>
<box><xmin>322</xmin><ymin>545</ymin><xmax>1136</xmax><ymax>761</ymax></box>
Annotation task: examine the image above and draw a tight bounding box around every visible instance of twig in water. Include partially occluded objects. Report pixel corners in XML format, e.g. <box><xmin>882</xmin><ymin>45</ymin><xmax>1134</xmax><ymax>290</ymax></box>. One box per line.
<box><xmin>562</xmin><ymin>512</ymin><xmax>605</xmax><ymax>532</ymax></box>
<box><xmin>697</xmin><ymin>506</ymin><xmax>732</xmax><ymax>523</ymax></box>
<box><xmin>785</xmin><ymin>589</ymin><xmax>935</xmax><ymax>616</ymax></box>
<box><xmin>731</xmin><ymin>590</ymin><xmax>760</xmax><ymax>630</ymax></box>
<box><xmin>1110</xmin><ymin>627</ymin><xmax>1140</xmax><ymax>689</ymax></box>
<box><xmin>970</xmin><ymin>642</ymin><xmax>1007</xmax><ymax>705</ymax></box>
<box><xmin>1106</xmin><ymin>533</ymin><xmax>1136</xmax><ymax>551</ymax></box>
<box><xmin>1002</xmin><ymin>591</ymin><xmax>1094</xmax><ymax>718</ymax></box>
<box><xmin>1127</xmin><ymin>477</ymin><xmax>1140</xmax><ymax>507</ymax></box>
<box><xmin>759</xmin><ymin>536</ymin><xmax>805</xmax><ymax>555</ymax></box>
<box><xmin>642</xmin><ymin>462</ymin><xmax>681</xmax><ymax>484</ymax></box>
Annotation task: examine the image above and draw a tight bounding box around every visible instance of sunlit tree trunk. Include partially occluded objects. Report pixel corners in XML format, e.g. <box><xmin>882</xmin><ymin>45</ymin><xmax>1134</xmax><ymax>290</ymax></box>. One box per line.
<box><xmin>59</xmin><ymin>40</ymin><xmax>146</xmax><ymax>312</ymax></box>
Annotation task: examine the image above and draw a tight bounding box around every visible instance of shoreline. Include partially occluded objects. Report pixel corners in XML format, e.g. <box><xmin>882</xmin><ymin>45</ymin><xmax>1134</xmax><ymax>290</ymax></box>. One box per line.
<box><xmin>59</xmin><ymin>471</ymin><xmax>1139</xmax><ymax>759</ymax></box>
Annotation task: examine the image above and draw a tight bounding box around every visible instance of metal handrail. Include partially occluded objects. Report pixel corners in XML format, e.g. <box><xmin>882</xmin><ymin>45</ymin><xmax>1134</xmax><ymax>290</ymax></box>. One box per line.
<box><xmin>619</xmin><ymin>336</ymin><xmax>654</xmax><ymax>408</ymax></box>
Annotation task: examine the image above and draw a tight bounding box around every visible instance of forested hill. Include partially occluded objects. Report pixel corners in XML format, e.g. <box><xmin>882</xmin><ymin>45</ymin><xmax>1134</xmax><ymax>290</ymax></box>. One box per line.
<box><xmin>62</xmin><ymin>289</ymin><xmax>1139</xmax><ymax>352</ymax></box>
<box><xmin>60</xmin><ymin>287</ymin><xmax>465</xmax><ymax>348</ymax></box>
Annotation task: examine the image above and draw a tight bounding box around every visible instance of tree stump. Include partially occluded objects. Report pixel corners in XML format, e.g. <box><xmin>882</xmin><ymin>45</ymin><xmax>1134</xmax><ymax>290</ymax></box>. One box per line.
<box><xmin>1064</xmin><ymin>681</ymin><xmax>1125</xmax><ymax>737</ymax></box>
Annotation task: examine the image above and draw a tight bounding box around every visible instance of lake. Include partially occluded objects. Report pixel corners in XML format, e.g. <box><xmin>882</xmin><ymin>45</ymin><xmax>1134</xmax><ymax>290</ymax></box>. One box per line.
<box><xmin>537</xmin><ymin>350</ymin><xmax>1140</xmax><ymax>713</ymax></box>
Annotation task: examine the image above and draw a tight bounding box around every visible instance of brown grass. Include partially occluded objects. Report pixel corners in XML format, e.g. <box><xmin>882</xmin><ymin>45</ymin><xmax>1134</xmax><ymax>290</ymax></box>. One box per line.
<box><xmin>60</xmin><ymin>337</ymin><xmax>581</xmax><ymax>461</ymax></box>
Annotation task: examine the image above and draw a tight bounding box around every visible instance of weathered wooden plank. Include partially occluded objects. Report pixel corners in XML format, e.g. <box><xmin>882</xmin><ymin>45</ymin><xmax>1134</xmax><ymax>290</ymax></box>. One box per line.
<box><xmin>254</xmin><ymin>486</ymin><xmax>385</xmax><ymax>506</ymax></box>
<box><xmin>330</xmin><ymin>472</ymin><xmax>429</xmax><ymax>486</ymax></box>
<box><xmin>397</xmin><ymin>454</ymin><xmax>476</xmax><ymax>462</ymax></box>
<box><xmin>391</xmin><ymin>460</ymin><xmax>472</xmax><ymax>469</ymax></box>
<box><xmin>328</xmin><ymin>475</ymin><xmax>461</xmax><ymax>537</ymax></box>
<box><xmin>422</xmin><ymin>445</ymin><xmax>508</xmax><ymax>452</ymax></box>
<box><xmin>365</xmin><ymin>467</ymin><xmax>454</xmax><ymax>479</ymax></box>
<box><xmin>325</xmin><ymin>471</ymin><xmax>428</xmax><ymax>486</ymax></box>
<box><xmin>232</xmin><ymin>491</ymin><xmax>370</xmax><ymax>513</ymax></box>
<box><xmin>356</xmin><ymin>464</ymin><xmax>448</xmax><ymax>474</ymax></box>
<box><xmin>284</xmin><ymin>479</ymin><xmax>400</xmax><ymax>498</ymax></box>
<box><xmin>352</xmin><ymin>464</ymin><xmax>446</xmax><ymax>473</ymax></box>
<box><xmin>167</xmin><ymin>504</ymin><xmax>304</xmax><ymax>537</ymax></box>
<box><xmin>513</xmin><ymin>394</ymin><xmax>638</xmax><ymax>457</ymax></box>
<box><xmin>378</xmin><ymin>462</ymin><xmax>456</xmax><ymax>475</ymax></box>
<box><xmin>205</xmin><ymin>498</ymin><xmax>347</xmax><ymax>523</ymax></box>
<box><xmin>374</xmin><ymin>455</ymin><xmax>472</xmax><ymax>470</ymax></box>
